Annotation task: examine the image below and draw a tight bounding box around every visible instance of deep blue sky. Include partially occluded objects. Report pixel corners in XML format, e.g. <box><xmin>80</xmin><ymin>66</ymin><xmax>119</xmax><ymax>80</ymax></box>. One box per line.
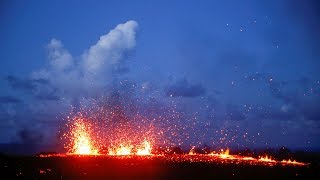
<box><xmin>0</xmin><ymin>0</ymin><xmax>320</xmax><ymax>152</ymax></box>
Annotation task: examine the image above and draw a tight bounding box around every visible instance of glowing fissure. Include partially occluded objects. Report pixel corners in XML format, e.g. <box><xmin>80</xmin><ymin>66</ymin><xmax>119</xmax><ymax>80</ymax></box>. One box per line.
<box><xmin>108</xmin><ymin>144</ymin><xmax>133</xmax><ymax>155</ymax></box>
<box><xmin>186</xmin><ymin>148</ymin><xmax>306</xmax><ymax>166</ymax></box>
<box><xmin>65</xmin><ymin>117</ymin><xmax>153</xmax><ymax>156</ymax></box>
<box><xmin>61</xmin><ymin>114</ymin><xmax>306</xmax><ymax>166</ymax></box>
<box><xmin>108</xmin><ymin>140</ymin><xmax>152</xmax><ymax>155</ymax></box>
<box><xmin>258</xmin><ymin>155</ymin><xmax>276</xmax><ymax>163</ymax></box>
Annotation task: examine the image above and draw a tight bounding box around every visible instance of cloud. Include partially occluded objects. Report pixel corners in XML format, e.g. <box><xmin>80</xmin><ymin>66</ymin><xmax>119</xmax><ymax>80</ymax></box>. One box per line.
<box><xmin>35</xmin><ymin>94</ymin><xmax>60</xmax><ymax>101</ymax></box>
<box><xmin>245</xmin><ymin>73</ymin><xmax>320</xmax><ymax>123</ymax></box>
<box><xmin>27</xmin><ymin>20</ymin><xmax>138</xmax><ymax>112</ymax></box>
<box><xmin>0</xmin><ymin>20</ymin><xmax>139</xmax><ymax>147</ymax></box>
<box><xmin>47</xmin><ymin>39</ymin><xmax>74</xmax><ymax>71</ymax></box>
<box><xmin>5</xmin><ymin>75</ymin><xmax>35</xmax><ymax>91</ymax></box>
<box><xmin>252</xmin><ymin>105</ymin><xmax>297</xmax><ymax>121</ymax></box>
<box><xmin>268</xmin><ymin>80</ymin><xmax>291</xmax><ymax>104</ymax></box>
<box><xmin>5</xmin><ymin>75</ymin><xmax>49</xmax><ymax>92</ymax></box>
<box><xmin>31</xmin><ymin>20</ymin><xmax>138</xmax><ymax>98</ymax></box>
<box><xmin>83</xmin><ymin>20</ymin><xmax>138</xmax><ymax>78</ymax></box>
<box><xmin>0</xmin><ymin>96</ymin><xmax>22</xmax><ymax>104</ymax></box>
<box><xmin>4</xmin><ymin>75</ymin><xmax>60</xmax><ymax>101</ymax></box>
<box><xmin>164</xmin><ymin>77</ymin><xmax>206</xmax><ymax>97</ymax></box>
<box><xmin>226</xmin><ymin>104</ymin><xmax>246</xmax><ymax>121</ymax></box>
<box><xmin>299</xmin><ymin>96</ymin><xmax>320</xmax><ymax>121</ymax></box>
<box><xmin>27</xmin><ymin>20</ymin><xmax>139</xmax><ymax>115</ymax></box>
<box><xmin>17</xmin><ymin>128</ymin><xmax>44</xmax><ymax>144</ymax></box>
<box><xmin>266</xmin><ymin>77</ymin><xmax>320</xmax><ymax>122</ymax></box>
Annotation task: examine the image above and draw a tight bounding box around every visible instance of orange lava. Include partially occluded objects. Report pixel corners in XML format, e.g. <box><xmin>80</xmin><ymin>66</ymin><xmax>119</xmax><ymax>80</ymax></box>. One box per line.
<box><xmin>108</xmin><ymin>140</ymin><xmax>153</xmax><ymax>155</ymax></box>
<box><xmin>188</xmin><ymin>146</ymin><xmax>196</xmax><ymax>155</ymax></box>
<box><xmin>108</xmin><ymin>144</ymin><xmax>133</xmax><ymax>155</ymax></box>
<box><xmin>258</xmin><ymin>155</ymin><xmax>276</xmax><ymax>163</ymax></box>
<box><xmin>39</xmin><ymin>145</ymin><xmax>307</xmax><ymax>166</ymax></box>
<box><xmin>136</xmin><ymin>140</ymin><xmax>152</xmax><ymax>155</ymax></box>
<box><xmin>39</xmin><ymin>153</ymin><xmax>307</xmax><ymax>167</ymax></box>
<box><xmin>65</xmin><ymin>118</ymin><xmax>99</xmax><ymax>155</ymax></box>
<box><xmin>59</xmin><ymin>113</ymin><xmax>306</xmax><ymax>166</ymax></box>
<box><xmin>208</xmin><ymin>149</ymin><xmax>237</xmax><ymax>160</ymax></box>
<box><xmin>281</xmin><ymin>159</ymin><xmax>306</xmax><ymax>166</ymax></box>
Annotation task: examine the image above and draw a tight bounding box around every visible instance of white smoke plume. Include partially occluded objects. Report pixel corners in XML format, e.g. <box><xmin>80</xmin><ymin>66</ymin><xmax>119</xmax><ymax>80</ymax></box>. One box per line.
<box><xmin>0</xmin><ymin>21</ymin><xmax>138</xmax><ymax>146</ymax></box>
<box><xmin>32</xmin><ymin>20</ymin><xmax>138</xmax><ymax>98</ymax></box>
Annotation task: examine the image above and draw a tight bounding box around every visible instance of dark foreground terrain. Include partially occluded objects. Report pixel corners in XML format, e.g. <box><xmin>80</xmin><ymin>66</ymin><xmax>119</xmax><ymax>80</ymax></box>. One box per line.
<box><xmin>0</xmin><ymin>154</ymin><xmax>319</xmax><ymax>179</ymax></box>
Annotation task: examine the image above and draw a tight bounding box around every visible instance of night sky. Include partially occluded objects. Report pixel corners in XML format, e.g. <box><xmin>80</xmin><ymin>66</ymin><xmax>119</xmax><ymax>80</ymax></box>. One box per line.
<box><xmin>0</xmin><ymin>0</ymin><xmax>320</xmax><ymax>153</ymax></box>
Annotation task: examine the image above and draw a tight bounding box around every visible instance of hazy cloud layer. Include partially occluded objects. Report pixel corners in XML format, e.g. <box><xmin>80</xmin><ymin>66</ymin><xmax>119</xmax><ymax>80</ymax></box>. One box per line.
<box><xmin>0</xmin><ymin>96</ymin><xmax>22</xmax><ymax>104</ymax></box>
<box><xmin>165</xmin><ymin>77</ymin><xmax>206</xmax><ymax>97</ymax></box>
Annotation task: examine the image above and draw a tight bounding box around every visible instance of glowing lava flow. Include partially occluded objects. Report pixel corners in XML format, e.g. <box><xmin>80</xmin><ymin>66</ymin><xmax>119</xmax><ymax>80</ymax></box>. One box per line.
<box><xmin>209</xmin><ymin>149</ymin><xmax>236</xmax><ymax>159</ymax></box>
<box><xmin>57</xmin><ymin>114</ymin><xmax>306</xmax><ymax>166</ymax></box>
<box><xmin>281</xmin><ymin>159</ymin><xmax>306</xmax><ymax>166</ymax></box>
<box><xmin>108</xmin><ymin>144</ymin><xmax>133</xmax><ymax>155</ymax></box>
<box><xmin>258</xmin><ymin>155</ymin><xmax>276</xmax><ymax>163</ymax></box>
<box><xmin>108</xmin><ymin>140</ymin><xmax>152</xmax><ymax>155</ymax></box>
<box><xmin>66</xmin><ymin>118</ymin><xmax>99</xmax><ymax>155</ymax></box>
<box><xmin>184</xmin><ymin>148</ymin><xmax>307</xmax><ymax>166</ymax></box>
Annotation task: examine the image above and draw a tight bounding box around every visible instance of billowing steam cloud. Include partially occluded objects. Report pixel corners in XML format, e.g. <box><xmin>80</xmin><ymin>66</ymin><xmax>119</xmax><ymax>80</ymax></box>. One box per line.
<box><xmin>31</xmin><ymin>20</ymin><xmax>138</xmax><ymax>98</ymax></box>
<box><xmin>1</xmin><ymin>21</ymin><xmax>139</xmax><ymax>148</ymax></box>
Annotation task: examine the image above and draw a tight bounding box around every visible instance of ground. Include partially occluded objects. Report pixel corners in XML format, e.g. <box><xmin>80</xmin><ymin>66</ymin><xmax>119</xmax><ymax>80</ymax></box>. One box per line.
<box><xmin>1</xmin><ymin>154</ymin><xmax>319</xmax><ymax>179</ymax></box>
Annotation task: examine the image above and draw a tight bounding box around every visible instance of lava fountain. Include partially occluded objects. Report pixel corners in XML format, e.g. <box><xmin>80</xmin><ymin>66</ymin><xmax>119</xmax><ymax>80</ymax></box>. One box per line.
<box><xmin>57</xmin><ymin>107</ymin><xmax>307</xmax><ymax>166</ymax></box>
<box><xmin>108</xmin><ymin>144</ymin><xmax>133</xmax><ymax>155</ymax></box>
<box><xmin>136</xmin><ymin>140</ymin><xmax>152</xmax><ymax>155</ymax></box>
<box><xmin>64</xmin><ymin>117</ymin><xmax>99</xmax><ymax>155</ymax></box>
<box><xmin>108</xmin><ymin>140</ymin><xmax>153</xmax><ymax>155</ymax></box>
